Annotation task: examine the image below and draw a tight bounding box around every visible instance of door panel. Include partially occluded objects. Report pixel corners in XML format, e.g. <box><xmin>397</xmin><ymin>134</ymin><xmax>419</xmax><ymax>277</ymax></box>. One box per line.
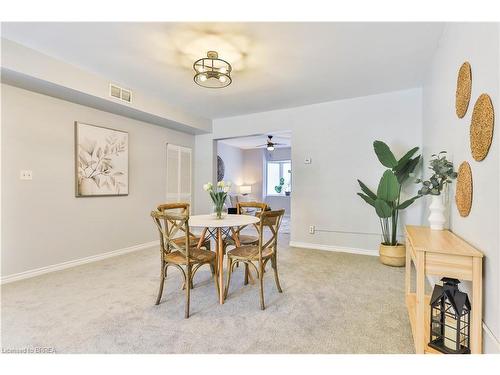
<box><xmin>166</xmin><ymin>144</ymin><xmax>192</xmax><ymax>210</ymax></box>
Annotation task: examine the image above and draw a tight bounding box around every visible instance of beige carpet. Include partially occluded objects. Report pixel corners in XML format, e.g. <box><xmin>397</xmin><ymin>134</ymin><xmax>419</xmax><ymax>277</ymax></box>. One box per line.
<box><xmin>1</xmin><ymin>234</ymin><xmax>414</xmax><ymax>354</ymax></box>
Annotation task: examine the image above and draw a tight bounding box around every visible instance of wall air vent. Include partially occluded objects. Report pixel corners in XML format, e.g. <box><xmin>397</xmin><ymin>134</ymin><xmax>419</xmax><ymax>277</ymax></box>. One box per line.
<box><xmin>109</xmin><ymin>84</ymin><xmax>132</xmax><ymax>103</ymax></box>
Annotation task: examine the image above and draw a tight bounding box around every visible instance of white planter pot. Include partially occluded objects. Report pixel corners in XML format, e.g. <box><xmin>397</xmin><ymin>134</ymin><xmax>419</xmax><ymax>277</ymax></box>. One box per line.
<box><xmin>428</xmin><ymin>195</ymin><xmax>446</xmax><ymax>230</ymax></box>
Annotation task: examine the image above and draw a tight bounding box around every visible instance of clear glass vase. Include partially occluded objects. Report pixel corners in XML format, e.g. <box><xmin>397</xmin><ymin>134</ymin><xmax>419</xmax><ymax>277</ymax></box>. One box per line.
<box><xmin>213</xmin><ymin>202</ymin><xmax>227</xmax><ymax>219</ymax></box>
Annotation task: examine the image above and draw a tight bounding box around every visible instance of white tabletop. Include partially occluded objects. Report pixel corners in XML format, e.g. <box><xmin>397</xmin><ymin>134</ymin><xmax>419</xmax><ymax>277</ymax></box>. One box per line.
<box><xmin>189</xmin><ymin>214</ymin><xmax>259</xmax><ymax>228</ymax></box>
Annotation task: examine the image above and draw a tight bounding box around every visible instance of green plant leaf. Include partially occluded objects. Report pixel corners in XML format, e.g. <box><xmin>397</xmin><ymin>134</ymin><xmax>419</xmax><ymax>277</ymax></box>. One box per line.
<box><xmin>374</xmin><ymin>199</ymin><xmax>392</xmax><ymax>218</ymax></box>
<box><xmin>396</xmin><ymin>155</ymin><xmax>421</xmax><ymax>184</ymax></box>
<box><xmin>395</xmin><ymin>146</ymin><xmax>419</xmax><ymax>172</ymax></box>
<box><xmin>357</xmin><ymin>179</ymin><xmax>377</xmax><ymax>200</ymax></box>
<box><xmin>397</xmin><ymin>195</ymin><xmax>421</xmax><ymax>210</ymax></box>
<box><xmin>373</xmin><ymin>141</ymin><xmax>398</xmax><ymax>168</ymax></box>
<box><xmin>357</xmin><ymin>193</ymin><xmax>375</xmax><ymax>207</ymax></box>
<box><xmin>377</xmin><ymin>170</ymin><xmax>400</xmax><ymax>202</ymax></box>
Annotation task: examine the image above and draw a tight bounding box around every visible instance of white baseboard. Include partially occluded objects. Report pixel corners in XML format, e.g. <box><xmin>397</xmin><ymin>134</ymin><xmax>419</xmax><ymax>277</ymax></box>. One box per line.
<box><xmin>1</xmin><ymin>240</ymin><xmax>159</xmax><ymax>285</ymax></box>
<box><xmin>289</xmin><ymin>241</ymin><xmax>378</xmax><ymax>257</ymax></box>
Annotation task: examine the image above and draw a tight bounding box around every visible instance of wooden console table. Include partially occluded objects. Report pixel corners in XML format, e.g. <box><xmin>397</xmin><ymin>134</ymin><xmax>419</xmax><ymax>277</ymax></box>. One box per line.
<box><xmin>405</xmin><ymin>225</ymin><xmax>483</xmax><ymax>354</ymax></box>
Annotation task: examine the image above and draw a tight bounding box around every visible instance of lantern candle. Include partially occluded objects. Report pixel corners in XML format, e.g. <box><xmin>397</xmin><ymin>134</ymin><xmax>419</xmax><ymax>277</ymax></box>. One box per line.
<box><xmin>444</xmin><ymin>307</ymin><xmax>457</xmax><ymax>350</ymax></box>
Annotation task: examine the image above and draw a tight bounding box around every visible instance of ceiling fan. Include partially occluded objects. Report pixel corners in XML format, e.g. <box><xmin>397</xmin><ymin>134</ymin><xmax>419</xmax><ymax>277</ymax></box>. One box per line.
<box><xmin>256</xmin><ymin>135</ymin><xmax>286</xmax><ymax>151</ymax></box>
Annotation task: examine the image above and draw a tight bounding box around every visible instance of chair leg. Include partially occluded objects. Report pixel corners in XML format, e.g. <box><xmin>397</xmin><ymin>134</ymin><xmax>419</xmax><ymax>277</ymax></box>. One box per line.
<box><xmin>185</xmin><ymin>265</ymin><xmax>191</xmax><ymax>318</ymax></box>
<box><xmin>272</xmin><ymin>255</ymin><xmax>283</xmax><ymax>293</ymax></box>
<box><xmin>155</xmin><ymin>262</ymin><xmax>166</xmax><ymax>305</ymax></box>
<box><xmin>212</xmin><ymin>260</ymin><xmax>220</xmax><ymax>301</ymax></box>
<box><xmin>259</xmin><ymin>263</ymin><xmax>265</xmax><ymax>310</ymax></box>
<box><xmin>209</xmin><ymin>263</ymin><xmax>215</xmax><ymax>277</ymax></box>
<box><xmin>244</xmin><ymin>263</ymin><xmax>249</xmax><ymax>285</ymax></box>
<box><xmin>181</xmin><ymin>267</ymin><xmax>194</xmax><ymax>290</ymax></box>
<box><xmin>224</xmin><ymin>257</ymin><xmax>233</xmax><ymax>300</ymax></box>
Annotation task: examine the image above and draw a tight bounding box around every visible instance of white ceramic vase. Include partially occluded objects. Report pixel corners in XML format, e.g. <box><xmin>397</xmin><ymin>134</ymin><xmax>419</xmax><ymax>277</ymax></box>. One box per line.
<box><xmin>428</xmin><ymin>194</ymin><xmax>446</xmax><ymax>230</ymax></box>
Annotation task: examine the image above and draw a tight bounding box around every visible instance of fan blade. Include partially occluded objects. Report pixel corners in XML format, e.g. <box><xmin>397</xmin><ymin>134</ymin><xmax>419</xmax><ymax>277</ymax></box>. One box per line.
<box><xmin>255</xmin><ymin>144</ymin><xmax>268</xmax><ymax>147</ymax></box>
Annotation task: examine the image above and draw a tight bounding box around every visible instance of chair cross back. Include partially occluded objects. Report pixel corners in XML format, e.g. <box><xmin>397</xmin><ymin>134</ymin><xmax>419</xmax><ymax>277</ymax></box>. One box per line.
<box><xmin>157</xmin><ymin>203</ymin><xmax>197</xmax><ymax>236</ymax></box>
<box><xmin>235</xmin><ymin>202</ymin><xmax>268</xmax><ymax>233</ymax></box>
<box><xmin>151</xmin><ymin>203</ymin><xmax>191</xmax><ymax>258</ymax></box>
<box><xmin>255</xmin><ymin>209</ymin><xmax>285</xmax><ymax>258</ymax></box>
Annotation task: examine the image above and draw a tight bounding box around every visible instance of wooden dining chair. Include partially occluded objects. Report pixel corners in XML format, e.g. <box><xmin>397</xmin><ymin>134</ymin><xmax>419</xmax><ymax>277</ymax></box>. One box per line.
<box><xmin>151</xmin><ymin>203</ymin><xmax>218</xmax><ymax>318</ymax></box>
<box><xmin>224</xmin><ymin>209</ymin><xmax>285</xmax><ymax>310</ymax></box>
<box><xmin>224</xmin><ymin>202</ymin><xmax>268</xmax><ymax>283</ymax></box>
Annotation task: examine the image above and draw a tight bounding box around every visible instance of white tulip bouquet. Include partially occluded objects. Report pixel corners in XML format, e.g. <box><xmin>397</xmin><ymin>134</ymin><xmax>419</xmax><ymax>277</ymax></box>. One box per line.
<box><xmin>203</xmin><ymin>180</ymin><xmax>231</xmax><ymax>219</ymax></box>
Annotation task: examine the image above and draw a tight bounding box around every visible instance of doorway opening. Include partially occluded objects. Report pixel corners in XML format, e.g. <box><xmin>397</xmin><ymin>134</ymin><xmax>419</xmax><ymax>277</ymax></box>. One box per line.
<box><xmin>215</xmin><ymin>131</ymin><xmax>291</xmax><ymax>235</ymax></box>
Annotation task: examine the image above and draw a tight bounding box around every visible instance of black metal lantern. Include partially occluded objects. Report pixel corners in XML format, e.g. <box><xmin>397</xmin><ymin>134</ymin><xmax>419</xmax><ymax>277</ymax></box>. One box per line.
<box><xmin>429</xmin><ymin>277</ymin><xmax>471</xmax><ymax>354</ymax></box>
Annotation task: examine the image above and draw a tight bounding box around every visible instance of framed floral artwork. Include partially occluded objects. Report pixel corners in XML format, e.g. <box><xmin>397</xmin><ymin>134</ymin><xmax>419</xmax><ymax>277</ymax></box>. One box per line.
<box><xmin>75</xmin><ymin>122</ymin><xmax>129</xmax><ymax>197</ymax></box>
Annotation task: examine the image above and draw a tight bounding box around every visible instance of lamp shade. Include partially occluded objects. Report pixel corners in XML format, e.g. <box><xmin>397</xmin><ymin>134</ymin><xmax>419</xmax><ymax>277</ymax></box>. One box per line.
<box><xmin>239</xmin><ymin>185</ymin><xmax>252</xmax><ymax>195</ymax></box>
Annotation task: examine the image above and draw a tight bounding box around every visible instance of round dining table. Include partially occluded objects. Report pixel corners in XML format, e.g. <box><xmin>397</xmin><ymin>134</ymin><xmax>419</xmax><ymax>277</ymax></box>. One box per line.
<box><xmin>189</xmin><ymin>214</ymin><xmax>260</xmax><ymax>304</ymax></box>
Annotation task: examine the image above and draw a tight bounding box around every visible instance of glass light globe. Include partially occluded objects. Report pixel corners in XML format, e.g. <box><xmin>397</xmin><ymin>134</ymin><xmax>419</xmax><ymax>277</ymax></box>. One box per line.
<box><xmin>267</xmin><ymin>146</ymin><xmax>275</xmax><ymax>151</ymax></box>
<box><xmin>219</xmin><ymin>67</ymin><xmax>227</xmax><ymax>74</ymax></box>
<box><xmin>199</xmin><ymin>74</ymin><xmax>207</xmax><ymax>82</ymax></box>
<box><xmin>219</xmin><ymin>75</ymin><xmax>227</xmax><ymax>83</ymax></box>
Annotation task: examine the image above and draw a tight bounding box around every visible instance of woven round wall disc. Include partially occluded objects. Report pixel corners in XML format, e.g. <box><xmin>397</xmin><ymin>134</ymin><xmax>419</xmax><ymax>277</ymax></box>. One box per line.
<box><xmin>455</xmin><ymin>62</ymin><xmax>472</xmax><ymax>118</ymax></box>
<box><xmin>455</xmin><ymin>161</ymin><xmax>473</xmax><ymax>217</ymax></box>
<box><xmin>470</xmin><ymin>93</ymin><xmax>494</xmax><ymax>161</ymax></box>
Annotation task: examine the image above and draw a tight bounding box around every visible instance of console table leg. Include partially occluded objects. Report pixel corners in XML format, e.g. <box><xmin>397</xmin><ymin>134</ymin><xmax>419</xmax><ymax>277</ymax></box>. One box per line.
<box><xmin>405</xmin><ymin>244</ymin><xmax>411</xmax><ymax>296</ymax></box>
<box><xmin>471</xmin><ymin>257</ymin><xmax>483</xmax><ymax>354</ymax></box>
<box><xmin>415</xmin><ymin>250</ymin><xmax>425</xmax><ymax>354</ymax></box>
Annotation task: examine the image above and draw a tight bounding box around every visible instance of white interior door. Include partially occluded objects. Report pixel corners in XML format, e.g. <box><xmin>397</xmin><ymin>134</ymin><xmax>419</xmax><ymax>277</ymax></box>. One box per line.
<box><xmin>166</xmin><ymin>144</ymin><xmax>192</xmax><ymax>209</ymax></box>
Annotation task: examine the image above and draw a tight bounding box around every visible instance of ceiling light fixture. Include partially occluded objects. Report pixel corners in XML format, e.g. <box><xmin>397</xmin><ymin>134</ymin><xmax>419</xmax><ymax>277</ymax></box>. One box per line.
<box><xmin>193</xmin><ymin>51</ymin><xmax>232</xmax><ymax>88</ymax></box>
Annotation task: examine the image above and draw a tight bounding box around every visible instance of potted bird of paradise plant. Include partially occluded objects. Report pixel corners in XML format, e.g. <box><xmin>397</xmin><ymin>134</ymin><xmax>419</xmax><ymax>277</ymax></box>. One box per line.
<box><xmin>357</xmin><ymin>141</ymin><xmax>422</xmax><ymax>266</ymax></box>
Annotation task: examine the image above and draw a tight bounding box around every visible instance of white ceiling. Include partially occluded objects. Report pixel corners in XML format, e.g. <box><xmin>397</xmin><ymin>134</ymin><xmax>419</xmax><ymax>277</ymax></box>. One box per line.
<box><xmin>1</xmin><ymin>22</ymin><xmax>444</xmax><ymax>119</ymax></box>
<box><xmin>219</xmin><ymin>132</ymin><xmax>291</xmax><ymax>149</ymax></box>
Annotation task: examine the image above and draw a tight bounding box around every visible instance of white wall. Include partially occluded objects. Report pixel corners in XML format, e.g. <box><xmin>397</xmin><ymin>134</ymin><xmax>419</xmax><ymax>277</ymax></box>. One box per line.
<box><xmin>1</xmin><ymin>84</ymin><xmax>195</xmax><ymax>278</ymax></box>
<box><xmin>217</xmin><ymin>142</ymin><xmax>244</xmax><ymax>190</ymax></box>
<box><xmin>200</xmin><ymin>89</ymin><xmax>423</xmax><ymax>252</ymax></box>
<box><xmin>422</xmin><ymin>23</ymin><xmax>500</xmax><ymax>353</ymax></box>
<box><xmin>242</xmin><ymin>148</ymin><xmax>265</xmax><ymax>201</ymax></box>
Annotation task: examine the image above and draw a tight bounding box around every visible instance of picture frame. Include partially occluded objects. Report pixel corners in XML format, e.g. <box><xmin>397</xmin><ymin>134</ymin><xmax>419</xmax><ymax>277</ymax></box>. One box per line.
<box><xmin>75</xmin><ymin>121</ymin><xmax>129</xmax><ymax>197</ymax></box>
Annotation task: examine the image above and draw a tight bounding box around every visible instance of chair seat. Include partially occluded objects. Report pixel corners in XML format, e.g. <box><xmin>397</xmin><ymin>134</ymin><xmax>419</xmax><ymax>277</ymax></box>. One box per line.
<box><xmin>225</xmin><ymin>234</ymin><xmax>259</xmax><ymax>245</ymax></box>
<box><xmin>172</xmin><ymin>235</ymin><xmax>209</xmax><ymax>248</ymax></box>
<box><xmin>164</xmin><ymin>247</ymin><xmax>215</xmax><ymax>265</ymax></box>
<box><xmin>227</xmin><ymin>245</ymin><xmax>273</xmax><ymax>261</ymax></box>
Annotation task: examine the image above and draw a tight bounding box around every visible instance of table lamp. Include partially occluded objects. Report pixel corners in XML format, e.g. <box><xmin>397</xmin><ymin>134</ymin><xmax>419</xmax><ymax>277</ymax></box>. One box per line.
<box><xmin>239</xmin><ymin>185</ymin><xmax>251</xmax><ymax>195</ymax></box>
